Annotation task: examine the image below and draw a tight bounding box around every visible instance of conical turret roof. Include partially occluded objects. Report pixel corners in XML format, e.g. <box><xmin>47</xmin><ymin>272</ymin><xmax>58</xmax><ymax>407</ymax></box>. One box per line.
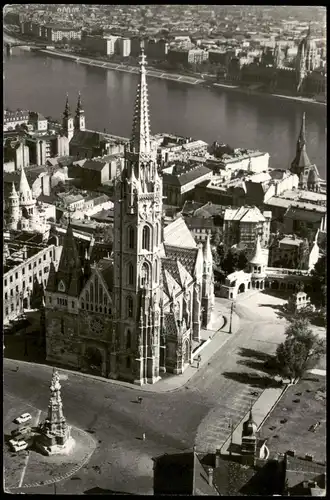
<box><xmin>242</xmin><ymin>409</ymin><xmax>257</xmax><ymax>437</ymax></box>
<box><xmin>76</xmin><ymin>91</ymin><xmax>84</xmax><ymax>114</ymax></box>
<box><xmin>9</xmin><ymin>181</ymin><xmax>18</xmax><ymax>198</ymax></box>
<box><xmin>203</xmin><ymin>234</ymin><xmax>213</xmax><ymax>264</ymax></box>
<box><xmin>63</xmin><ymin>93</ymin><xmax>71</xmax><ymax>118</ymax></box>
<box><xmin>19</xmin><ymin>165</ymin><xmax>33</xmax><ymax>203</ymax></box>
<box><xmin>131</xmin><ymin>46</ymin><xmax>151</xmax><ymax>155</ymax></box>
<box><xmin>250</xmin><ymin>234</ymin><xmax>263</xmax><ymax>265</ymax></box>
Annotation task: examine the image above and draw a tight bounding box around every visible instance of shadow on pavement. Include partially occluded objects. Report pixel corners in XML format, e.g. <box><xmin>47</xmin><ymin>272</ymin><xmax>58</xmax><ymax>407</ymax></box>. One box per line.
<box><xmin>222</xmin><ymin>371</ymin><xmax>277</xmax><ymax>389</ymax></box>
<box><xmin>237</xmin><ymin>347</ymin><xmax>270</xmax><ymax>362</ymax></box>
<box><xmin>236</xmin><ymin>359</ymin><xmax>272</xmax><ymax>374</ymax></box>
<box><xmin>84</xmin><ymin>487</ymin><xmax>134</xmax><ymax>495</ymax></box>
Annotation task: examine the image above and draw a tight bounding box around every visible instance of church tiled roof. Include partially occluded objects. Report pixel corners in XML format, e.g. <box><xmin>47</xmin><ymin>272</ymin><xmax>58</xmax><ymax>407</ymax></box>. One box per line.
<box><xmin>164</xmin><ymin>312</ymin><xmax>180</xmax><ymax>337</ymax></box>
<box><xmin>164</xmin><ymin>217</ymin><xmax>197</xmax><ymax>248</ymax></box>
<box><xmin>163</xmin><ymin>267</ymin><xmax>181</xmax><ymax>298</ymax></box>
<box><xmin>164</xmin><ymin>245</ymin><xmax>198</xmax><ymax>277</ymax></box>
<box><xmin>52</xmin><ymin>224</ymin><xmax>84</xmax><ymax>297</ymax></box>
<box><xmin>70</xmin><ymin>130</ymin><xmax>102</xmax><ymax>148</ymax></box>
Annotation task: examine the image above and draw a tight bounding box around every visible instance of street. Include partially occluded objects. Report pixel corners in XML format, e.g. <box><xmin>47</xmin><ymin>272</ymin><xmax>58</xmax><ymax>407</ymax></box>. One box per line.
<box><xmin>4</xmin><ymin>292</ymin><xmax>291</xmax><ymax>494</ymax></box>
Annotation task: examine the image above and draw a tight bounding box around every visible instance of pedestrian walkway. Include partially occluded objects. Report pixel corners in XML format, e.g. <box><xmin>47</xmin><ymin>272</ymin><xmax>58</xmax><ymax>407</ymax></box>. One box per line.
<box><xmin>307</xmin><ymin>369</ymin><xmax>326</xmax><ymax>377</ymax></box>
<box><xmin>220</xmin><ymin>385</ymin><xmax>286</xmax><ymax>456</ymax></box>
<box><xmin>195</xmin><ymin>383</ymin><xmax>263</xmax><ymax>454</ymax></box>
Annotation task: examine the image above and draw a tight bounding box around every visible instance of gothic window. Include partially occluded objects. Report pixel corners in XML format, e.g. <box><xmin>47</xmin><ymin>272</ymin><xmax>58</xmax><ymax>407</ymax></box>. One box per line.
<box><xmin>99</xmin><ymin>286</ymin><xmax>103</xmax><ymax>304</ymax></box>
<box><xmin>86</xmin><ymin>290</ymin><xmax>89</xmax><ymax>302</ymax></box>
<box><xmin>104</xmin><ymin>295</ymin><xmax>108</xmax><ymax>305</ymax></box>
<box><xmin>82</xmin><ymin>301</ymin><xmax>85</xmax><ymax>309</ymax></box>
<box><xmin>128</xmin><ymin>226</ymin><xmax>135</xmax><ymax>249</ymax></box>
<box><xmin>126</xmin><ymin>296</ymin><xmax>133</xmax><ymax>318</ymax></box>
<box><xmin>155</xmin><ymin>223</ymin><xmax>159</xmax><ymax>246</ymax></box>
<box><xmin>95</xmin><ymin>276</ymin><xmax>99</xmax><ymax>302</ymax></box>
<box><xmin>154</xmin><ymin>260</ymin><xmax>158</xmax><ymax>282</ymax></box>
<box><xmin>61</xmin><ymin>318</ymin><xmax>64</xmax><ymax>334</ymax></box>
<box><xmin>126</xmin><ymin>329</ymin><xmax>131</xmax><ymax>349</ymax></box>
<box><xmin>128</xmin><ymin>262</ymin><xmax>134</xmax><ymax>285</ymax></box>
<box><xmin>142</xmin><ymin>225</ymin><xmax>150</xmax><ymax>251</ymax></box>
<box><xmin>58</xmin><ymin>280</ymin><xmax>65</xmax><ymax>292</ymax></box>
<box><xmin>141</xmin><ymin>262</ymin><xmax>149</xmax><ymax>288</ymax></box>
<box><xmin>90</xmin><ymin>283</ymin><xmax>94</xmax><ymax>302</ymax></box>
<box><xmin>126</xmin><ymin>357</ymin><xmax>131</xmax><ymax>369</ymax></box>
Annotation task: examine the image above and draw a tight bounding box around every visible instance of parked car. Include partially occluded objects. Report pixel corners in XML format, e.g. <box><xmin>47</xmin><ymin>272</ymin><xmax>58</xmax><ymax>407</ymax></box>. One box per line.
<box><xmin>14</xmin><ymin>413</ymin><xmax>32</xmax><ymax>425</ymax></box>
<box><xmin>11</xmin><ymin>426</ymin><xmax>31</xmax><ymax>437</ymax></box>
<box><xmin>9</xmin><ymin>439</ymin><xmax>28</xmax><ymax>452</ymax></box>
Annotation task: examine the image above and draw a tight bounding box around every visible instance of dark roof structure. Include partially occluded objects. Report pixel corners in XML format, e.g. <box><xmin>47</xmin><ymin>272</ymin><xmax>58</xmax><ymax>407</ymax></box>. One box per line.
<box><xmin>70</xmin><ymin>130</ymin><xmax>103</xmax><ymax>148</ymax></box>
<box><xmin>153</xmin><ymin>452</ymin><xmax>218</xmax><ymax>496</ymax></box>
<box><xmin>46</xmin><ymin>223</ymin><xmax>83</xmax><ymax>297</ymax></box>
<box><xmin>82</xmin><ymin>160</ymin><xmax>108</xmax><ymax>172</ymax></box>
<box><xmin>163</xmin><ymin>165</ymin><xmax>212</xmax><ymax>187</ymax></box>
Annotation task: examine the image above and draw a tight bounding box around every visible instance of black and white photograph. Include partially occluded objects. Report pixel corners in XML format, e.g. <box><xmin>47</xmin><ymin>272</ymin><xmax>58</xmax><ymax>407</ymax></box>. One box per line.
<box><xmin>3</xmin><ymin>4</ymin><xmax>326</xmax><ymax>495</ymax></box>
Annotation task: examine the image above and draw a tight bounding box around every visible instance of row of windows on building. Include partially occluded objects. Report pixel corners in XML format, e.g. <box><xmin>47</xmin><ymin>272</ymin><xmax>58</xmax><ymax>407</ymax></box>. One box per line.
<box><xmin>127</xmin><ymin>224</ymin><xmax>159</xmax><ymax>251</ymax></box>
<box><xmin>51</xmin><ymin>296</ymin><xmax>112</xmax><ymax>315</ymax></box>
<box><xmin>4</xmin><ymin>250</ymin><xmax>53</xmax><ymax>288</ymax></box>
<box><xmin>4</xmin><ymin>268</ymin><xmax>50</xmax><ymax>301</ymax></box>
<box><xmin>126</xmin><ymin>260</ymin><xmax>159</xmax><ymax>286</ymax></box>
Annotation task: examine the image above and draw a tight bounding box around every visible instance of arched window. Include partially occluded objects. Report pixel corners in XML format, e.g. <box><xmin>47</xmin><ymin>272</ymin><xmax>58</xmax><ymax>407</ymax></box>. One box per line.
<box><xmin>126</xmin><ymin>356</ymin><xmax>131</xmax><ymax>369</ymax></box>
<box><xmin>126</xmin><ymin>329</ymin><xmax>131</xmax><ymax>349</ymax></box>
<box><xmin>86</xmin><ymin>291</ymin><xmax>89</xmax><ymax>302</ymax></box>
<box><xmin>141</xmin><ymin>262</ymin><xmax>149</xmax><ymax>288</ymax></box>
<box><xmin>142</xmin><ymin>225</ymin><xmax>150</xmax><ymax>251</ymax></box>
<box><xmin>154</xmin><ymin>260</ymin><xmax>158</xmax><ymax>282</ymax></box>
<box><xmin>155</xmin><ymin>223</ymin><xmax>159</xmax><ymax>246</ymax></box>
<box><xmin>126</xmin><ymin>296</ymin><xmax>133</xmax><ymax>317</ymax></box>
<box><xmin>127</xmin><ymin>262</ymin><xmax>134</xmax><ymax>285</ymax></box>
<box><xmin>99</xmin><ymin>286</ymin><xmax>103</xmax><ymax>304</ymax></box>
<box><xmin>90</xmin><ymin>283</ymin><xmax>94</xmax><ymax>302</ymax></box>
<box><xmin>128</xmin><ymin>226</ymin><xmax>135</xmax><ymax>249</ymax></box>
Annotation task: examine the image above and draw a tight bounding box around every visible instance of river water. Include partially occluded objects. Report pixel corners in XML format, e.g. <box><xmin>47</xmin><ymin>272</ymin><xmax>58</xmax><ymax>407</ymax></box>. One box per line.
<box><xmin>4</xmin><ymin>48</ymin><xmax>327</xmax><ymax>178</ymax></box>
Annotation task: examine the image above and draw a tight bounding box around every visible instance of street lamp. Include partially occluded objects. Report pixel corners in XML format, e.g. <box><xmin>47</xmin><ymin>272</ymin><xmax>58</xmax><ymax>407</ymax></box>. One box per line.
<box><xmin>229</xmin><ymin>300</ymin><xmax>235</xmax><ymax>334</ymax></box>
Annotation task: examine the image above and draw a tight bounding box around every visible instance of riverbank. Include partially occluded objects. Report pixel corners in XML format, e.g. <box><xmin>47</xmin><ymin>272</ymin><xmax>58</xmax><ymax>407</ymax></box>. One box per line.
<box><xmin>212</xmin><ymin>82</ymin><xmax>326</xmax><ymax>107</ymax></box>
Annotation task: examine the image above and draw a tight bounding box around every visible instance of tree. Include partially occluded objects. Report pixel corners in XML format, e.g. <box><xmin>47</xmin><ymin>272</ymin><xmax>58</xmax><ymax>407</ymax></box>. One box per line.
<box><xmin>297</xmin><ymin>238</ymin><xmax>309</xmax><ymax>269</ymax></box>
<box><xmin>275</xmin><ymin>317</ymin><xmax>326</xmax><ymax>383</ymax></box>
<box><xmin>311</xmin><ymin>253</ymin><xmax>327</xmax><ymax>306</ymax></box>
<box><xmin>222</xmin><ymin>248</ymin><xmax>239</xmax><ymax>275</ymax></box>
<box><xmin>237</xmin><ymin>250</ymin><xmax>248</xmax><ymax>271</ymax></box>
<box><xmin>275</xmin><ymin>338</ymin><xmax>309</xmax><ymax>384</ymax></box>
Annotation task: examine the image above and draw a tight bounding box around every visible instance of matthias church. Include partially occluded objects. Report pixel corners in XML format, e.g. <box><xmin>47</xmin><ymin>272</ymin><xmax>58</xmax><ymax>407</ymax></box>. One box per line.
<box><xmin>45</xmin><ymin>48</ymin><xmax>215</xmax><ymax>385</ymax></box>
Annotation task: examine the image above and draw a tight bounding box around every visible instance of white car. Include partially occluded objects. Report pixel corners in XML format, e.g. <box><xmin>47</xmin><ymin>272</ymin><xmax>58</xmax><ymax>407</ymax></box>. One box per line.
<box><xmin>14</xmin><ymin>413</ymin><xmax>32</xmax><ymax>425</ymax></box>
<box><xmin>9</xmin><ymin>439</ymin><xmax>28</xmax><ymax>452</ymax></box>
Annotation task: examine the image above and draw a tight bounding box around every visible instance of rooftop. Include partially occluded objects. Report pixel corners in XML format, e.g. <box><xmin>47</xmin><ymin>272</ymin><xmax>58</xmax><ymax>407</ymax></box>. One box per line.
<box><xmin>163</xmin><ymin>164</ymin><xmax>212</xmax><ymax>187</ymax></box>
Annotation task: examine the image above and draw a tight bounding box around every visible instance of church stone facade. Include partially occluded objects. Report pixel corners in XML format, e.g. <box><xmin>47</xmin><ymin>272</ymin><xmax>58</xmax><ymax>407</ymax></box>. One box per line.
<box><xmin>45</xmin><ymin>48</ymin><xmax>214</xmax><ymax>385</ymax></box>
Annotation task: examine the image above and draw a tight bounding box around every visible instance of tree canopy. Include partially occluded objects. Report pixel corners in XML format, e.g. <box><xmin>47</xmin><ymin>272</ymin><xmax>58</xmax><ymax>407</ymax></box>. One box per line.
<box><xmin>274</xmin><ymin>317</ymin><xmax>326</xmax><ymax>383</ymax></box>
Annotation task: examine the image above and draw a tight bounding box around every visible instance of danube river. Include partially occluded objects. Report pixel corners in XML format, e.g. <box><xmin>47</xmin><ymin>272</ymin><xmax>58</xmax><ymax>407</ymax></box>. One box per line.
<box><xmin>4</xmin><ymin>48</ymin><xmax>327</xmax><ymax>178</ymax></box>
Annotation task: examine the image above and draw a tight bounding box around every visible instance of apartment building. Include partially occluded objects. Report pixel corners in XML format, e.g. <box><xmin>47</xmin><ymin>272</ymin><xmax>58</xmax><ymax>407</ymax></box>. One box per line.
<box><xmin>4</xmin><ymin>240</ymin><xmax>62</xmax><ymax>324</ymax></box>
<box><xmin>223</xmin><ymin>206</ymin><xmax>272</xmax><ymax>252</ymax></box>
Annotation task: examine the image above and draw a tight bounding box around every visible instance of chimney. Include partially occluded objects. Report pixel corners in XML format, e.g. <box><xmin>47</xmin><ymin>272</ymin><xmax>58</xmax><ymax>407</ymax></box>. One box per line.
<box><xmin>305</xmin><ymin>454</ymin><xmax>313</xmax><ymax>462</ymax></box>
<box><xmin>207</xmin><ymin>467</ymin><xmax>213</xmax><ymax>486</ymax></box>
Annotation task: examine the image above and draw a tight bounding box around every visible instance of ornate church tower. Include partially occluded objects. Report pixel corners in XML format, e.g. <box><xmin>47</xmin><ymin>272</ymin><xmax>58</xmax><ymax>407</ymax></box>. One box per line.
<box><xmin>291</xmin><ymin>113</ymin><xmax>319</xmax><ymax>190</ymax></box>
<box><xmin>62</xmin><ymin>94</ymin><xmax>74</xmax><ymax>141</ymax></box>
<box><xmin>112</xmin><ymin>47</ymin><xmax>163</xmax><ymax>385</ymax></box>
<box><xmin>74</xmin><ymin>91</ymin><xmax>86</xmax><ymax>132</ymax></box>
<box><xmin>201</xmin><ymin>235</ymin><xmax>214</xmax><ymax>328</ymax></box>
<box><xmin>7</xmin><ymin>182</ymin><xmax>20</xmax><ymax>230</ymax></box>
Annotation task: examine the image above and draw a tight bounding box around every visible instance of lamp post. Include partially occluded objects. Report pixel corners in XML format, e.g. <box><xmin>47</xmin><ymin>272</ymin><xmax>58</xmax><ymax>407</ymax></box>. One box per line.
<box><xmin>229</xmin><ymin>300</ymin><xmax>234</xmax><ymax>334</ymax></box>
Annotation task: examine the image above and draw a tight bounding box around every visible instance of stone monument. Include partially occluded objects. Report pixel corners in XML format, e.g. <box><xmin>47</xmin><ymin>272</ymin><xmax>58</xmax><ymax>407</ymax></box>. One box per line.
<box><xmin>36</xmin><ymin>369</ymin><xmax>74</xmax><ymax>455</ymax></box>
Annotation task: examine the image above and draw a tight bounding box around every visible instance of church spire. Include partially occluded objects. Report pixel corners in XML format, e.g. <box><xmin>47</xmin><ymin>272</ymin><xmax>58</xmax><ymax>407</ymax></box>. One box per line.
<box><xmin>76</xmin><ymin>91</ymin><xmax>83</xmax><ymax>114</ymax></box>
<box><xmin>130</xmin><ymin>45</ymin><xmax>151</xmax><ymax>155</ymax></box>
<box><xmin>63</xmin><ymin>93</ymin><xmax>71</xmax><ymax>118</ymax></box>
<box><xmin>19</xmin><ymin>164</ymin><xmax>33</xmax><ymax>203</ymax></box>
<box><xmin>298</xmin><ymin>112</ymin><xmax>307</xmax><ymax>149</ymax></box>
<box><xmin>250</xmin><ymin>234</ymin><xmax>263</xmax><ymax>265</ymax></box>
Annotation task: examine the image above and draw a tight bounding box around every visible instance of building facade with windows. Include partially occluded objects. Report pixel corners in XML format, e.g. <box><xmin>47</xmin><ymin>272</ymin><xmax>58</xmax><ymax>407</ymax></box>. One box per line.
<box><xmin>4</xmin><ymin>241</ymin><xmax>62</xmax><ymax>324</ymax></box>
<box><xmin>44</xmin><ymin>48</ymin><xmax>215</xmax><ymax>385</ymax></box>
